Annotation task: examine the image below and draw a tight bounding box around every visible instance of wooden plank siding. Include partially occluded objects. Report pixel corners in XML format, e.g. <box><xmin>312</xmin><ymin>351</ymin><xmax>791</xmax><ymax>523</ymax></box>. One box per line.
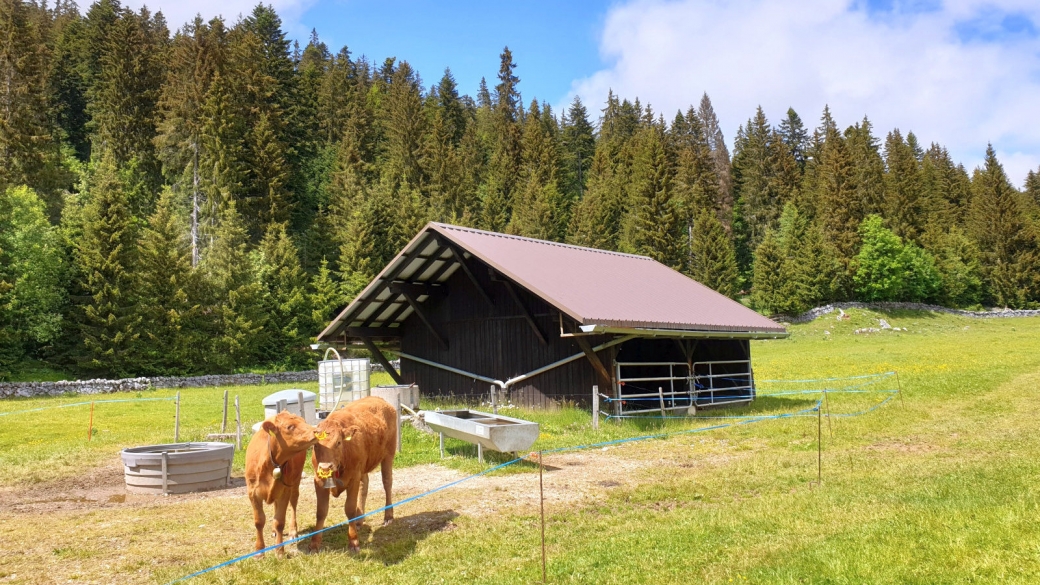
<box><xmin>394</xmin><ymin>254</ymin><xmax>753</xmax><ymax>409</ymax></box>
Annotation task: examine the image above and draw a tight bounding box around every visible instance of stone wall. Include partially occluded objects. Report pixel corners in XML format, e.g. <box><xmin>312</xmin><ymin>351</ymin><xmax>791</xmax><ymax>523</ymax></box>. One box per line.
<box><xmin>777</xmin><ymin>302</ymin><xmax>1040</xmax><ymax>324</ymax></box>
<box><xmin>0</xmin><ymin>370</ymin><xmax>318</xmax><ymax>399</ymax></box>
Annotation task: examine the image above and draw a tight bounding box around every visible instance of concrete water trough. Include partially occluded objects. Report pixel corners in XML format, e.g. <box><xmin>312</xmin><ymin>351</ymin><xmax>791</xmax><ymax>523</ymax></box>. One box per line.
<box><xmin>423</xmin><ymin>409</ymin><xmax>539</xmax><ymax>463</ymax></box>
<box><xmin>121</xmin><ymin>442</ymin><xmax>234</xmax><ymax>495</ymax></box>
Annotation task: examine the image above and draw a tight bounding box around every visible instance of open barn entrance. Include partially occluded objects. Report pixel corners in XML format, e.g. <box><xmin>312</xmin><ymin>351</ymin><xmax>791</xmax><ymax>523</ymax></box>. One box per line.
<box><xmin>611</xmin><ymin>338</ymin><xmax>755</xmax><ymax>417</ymax></box>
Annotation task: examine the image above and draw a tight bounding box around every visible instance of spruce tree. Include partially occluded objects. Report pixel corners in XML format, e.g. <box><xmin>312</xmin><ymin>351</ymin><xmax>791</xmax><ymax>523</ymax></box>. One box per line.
<box><xmin>567</xmin><ymin>146</ymin><xmax>626</xmax><ymax>250</ymax></box>
<box><xmin>258</xmin><ymin>222</ymin><xmax>310</xmax><ymax>366</ymax></box>
<box><xmin>561</xmin><ymin>96</ymin><xmax>596</xmax><ymax>202</ymax></box>
<box><xmin>778</xmin><ymin>108</ymin><xmax>809</xmax><ymax>168</ymax></box>
<box><xmin>135</xmin><ymin>187</ymin><xmax>204</xmax><ymax>375</ymax></box>
<box><xmin>967</xmin><ymin>146</ymin><xmax>1039</xmax><ymax>307</ymax></box>
<box><xmin>689</xmin><ymin>209</ymin><xmax>739</xmax><ymax>298</ymax></box>
<box><xmin>883</xmin><ymin>129</ymin><xmax>924</xmax><ymax>241</ymax></box>
<box><xmin>621</xmin><ymin>124</ymin><xmax>683</xmax><ymax>269</ymax></box>
<box><xmin>697</xmin><ymin>93</ymin><xmax>732</xmax><ymax>221</ymax></box>
<box><xmin>510</xmin><ymin>100</ymin><xmax>565</xmax><ymax>240</ymax></box>
<box><xmin>310</xmin><ymin>257</ymin><xmax>342</xmax><ymax>332</ymax></box>
<box><xmin>750</xmin><ymin>229</ymin><xmax>785</xmax><ymax>313</ymax></box>
<box><xmin>75</xmin><ymin>156</ymin><xmax>140</xmax><ymax>376</ymax></box>
<box><xmin>203</xmin><ymin>201</ymin><xmax>266</xmax><ymax>372</ymax></box>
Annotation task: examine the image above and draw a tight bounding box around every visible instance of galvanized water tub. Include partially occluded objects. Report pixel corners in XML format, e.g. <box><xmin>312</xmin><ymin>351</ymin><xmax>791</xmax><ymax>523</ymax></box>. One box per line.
<box><xmin>121</xmin><ymin>442</ymin><xmax>234</xmax><ymax>495</ymax></box>
<box><xmin>424</xmin><ymin>410</ymin><xmax>539</xmax><ymax>462</ymax></box>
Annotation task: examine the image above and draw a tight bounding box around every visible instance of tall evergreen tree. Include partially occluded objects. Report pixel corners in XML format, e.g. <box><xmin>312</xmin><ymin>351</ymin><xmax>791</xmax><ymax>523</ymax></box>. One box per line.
<box><xmin>75</xmin><ymin>156</ymin><xmax>140</xmax><ymax>376</ymax></box>
<box><xmin>560</xmin><ymin>95</ymin><xmax>595</xmax><ymax>202</ymax></box>
<box><xmin>135</xmin><ymin>187</ymin><xmax>204</xmax><ymax>374</ymax></box>
<box><xmin>697</xmin><ymin>93</ymin><xmax>733</xmax><ymax>223</ymax></box>
<box><xmin>258</xmin><ymin>222</ymin><xmax>310</xmax><ymax>366</ymax></box>
<box><xmin>621</xmin><ymin>123</ymin><xmax>683</xmax><ymax>269</ymax></box>
<box><xmin>967</xmin><ymin>146</ymin><xmax>1039</xmax><ymax>307</ymax></box>
<box><xmin>883</xmin><ymin>129</ymin><xmax>924</xmax><ymax>241</ymax></box>
<box><xmin>689</xmin><ymin>208</ymin><xmax>739</xmax><ymax>298</ymax></box>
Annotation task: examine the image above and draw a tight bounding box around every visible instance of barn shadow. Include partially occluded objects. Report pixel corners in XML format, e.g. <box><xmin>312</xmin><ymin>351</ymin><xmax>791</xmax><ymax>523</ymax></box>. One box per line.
<box><xmin>304</xmin><ymin>510</ymin><xmax>459</xmax><ymax>565</ymax></box>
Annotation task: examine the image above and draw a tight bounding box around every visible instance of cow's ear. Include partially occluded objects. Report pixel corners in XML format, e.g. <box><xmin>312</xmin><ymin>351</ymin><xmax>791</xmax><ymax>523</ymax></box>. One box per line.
<box><xmin>345</xmin><ymin>426</ymin><xmax>361</xmax><ymax>441</ymax></box>
<box><xmin>261</xmin><ymin>419</ymin><xmax>277</xmax><ymax>434</ymax></box>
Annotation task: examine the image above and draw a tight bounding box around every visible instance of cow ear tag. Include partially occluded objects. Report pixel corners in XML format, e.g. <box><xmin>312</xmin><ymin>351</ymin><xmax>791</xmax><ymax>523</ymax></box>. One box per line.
<box><xmin>345</xmin><ymin>435</ymin><xmax>351</xmax><ymax>441</ymax></box>
<box><xmin>316</xmin><ymin>431</ymin><xmax>327</xmax><ymax>440</ymax></box>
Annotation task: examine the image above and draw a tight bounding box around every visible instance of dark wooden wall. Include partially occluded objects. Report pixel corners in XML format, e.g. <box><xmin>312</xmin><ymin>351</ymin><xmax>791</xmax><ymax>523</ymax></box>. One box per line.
<box><xmin>396</xmin><ymin>256</ymin><xmax>753</xmax><ymax>408</ymax></box>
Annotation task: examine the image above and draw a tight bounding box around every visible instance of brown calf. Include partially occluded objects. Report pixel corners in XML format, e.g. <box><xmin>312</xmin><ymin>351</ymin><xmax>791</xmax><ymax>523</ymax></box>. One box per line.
<box><xmin>310</xmin><ymin>396</ymin><xmax>397</xmax><ymax>552</ymax></box>
<box><xmin>244</xmin><ymin>410</ymin><xmax>318</xmax><ymax>555</ymax></box>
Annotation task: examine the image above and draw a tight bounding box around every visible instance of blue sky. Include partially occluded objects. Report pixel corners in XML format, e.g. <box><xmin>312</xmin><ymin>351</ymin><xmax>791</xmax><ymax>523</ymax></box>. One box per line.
<box><xmin>130</xmin><ymin>0</ymin><xmax>1040</xmax><ymax>186</ymax></box>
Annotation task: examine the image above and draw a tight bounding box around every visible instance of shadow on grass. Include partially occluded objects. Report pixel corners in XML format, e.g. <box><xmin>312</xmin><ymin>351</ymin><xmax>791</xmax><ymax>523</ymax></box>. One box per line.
<box><xmin>308</xmin><ymin>509</ymin><xmax>460</xmax><ymax>565</ymax></box>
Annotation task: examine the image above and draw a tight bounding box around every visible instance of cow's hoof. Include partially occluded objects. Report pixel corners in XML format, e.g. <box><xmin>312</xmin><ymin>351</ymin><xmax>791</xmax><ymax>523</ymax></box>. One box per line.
<box><xmin>382</xmin><ymin>518</ymin><xmax>393</xmax><ymax>527</ymax></box>
<box><xmin>349</xmin><ymin>543</ymin><xmax>360</xmax><ymax>554</ymax></box>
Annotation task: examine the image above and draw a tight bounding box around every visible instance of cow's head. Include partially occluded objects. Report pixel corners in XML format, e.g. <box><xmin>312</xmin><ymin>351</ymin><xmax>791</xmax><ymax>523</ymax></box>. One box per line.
<box><xmin>261</xmin><ymin>411</ymin><xmax>318</xmax><ymax>453</ymax></box>
<box><xmin>313</xmin><ymin>422</ymin><xmax>361</xmax><ymax>489</ymax></box>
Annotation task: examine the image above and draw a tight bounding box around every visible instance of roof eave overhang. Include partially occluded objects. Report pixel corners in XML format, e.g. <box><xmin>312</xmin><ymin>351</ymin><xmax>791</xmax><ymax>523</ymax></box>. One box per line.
<box><xmin>577</xmin><ymin>324</ymin><xmax>790</xmax><ymax>340</ymax></box>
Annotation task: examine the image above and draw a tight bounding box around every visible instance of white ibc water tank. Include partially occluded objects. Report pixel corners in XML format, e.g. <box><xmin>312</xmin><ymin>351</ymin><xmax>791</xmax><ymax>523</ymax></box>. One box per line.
<box><xmin>318</xmin><ymin>358</ymin><xmax>371</xmax><ymax>410</ymax></box>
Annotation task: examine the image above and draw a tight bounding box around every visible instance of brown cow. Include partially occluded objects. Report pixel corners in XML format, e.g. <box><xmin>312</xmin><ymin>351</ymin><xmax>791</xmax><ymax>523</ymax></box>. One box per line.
<box><xmin>310</xmin><ymin>396</ymin><xmax>397</xmax><ymax>552</ymax></box>
<box><xmin>245</xmin><ymin>410</ymin><xmax>318</xmax><ymax>556</ymax></box>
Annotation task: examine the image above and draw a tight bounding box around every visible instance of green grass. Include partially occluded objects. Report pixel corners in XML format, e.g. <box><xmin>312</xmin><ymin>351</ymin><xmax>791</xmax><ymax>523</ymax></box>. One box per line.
<box><xmin>2</xmin><ymin>308</ymin><xmax>1040</xmax><ymax>584</ymax></box>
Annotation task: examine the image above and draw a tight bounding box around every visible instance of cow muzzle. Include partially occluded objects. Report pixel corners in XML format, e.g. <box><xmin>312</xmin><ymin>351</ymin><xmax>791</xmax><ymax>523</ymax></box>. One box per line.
<box><xmin>316</xmin><ymin>463</ymin><xmax>336</xmax><ymax>489</ymax></box>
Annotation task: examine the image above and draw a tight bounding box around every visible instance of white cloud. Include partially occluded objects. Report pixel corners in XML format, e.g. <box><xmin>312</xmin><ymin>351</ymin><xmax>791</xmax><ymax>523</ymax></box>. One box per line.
<box><xmin>566</xmin><ymin>0</ymin><xmax>1040</xmax><ymax>187</ymax></box>
<box><xmin>121</xmin><ymin>0</ymin><xmax>315</xmax><ymax>37</ymax></box>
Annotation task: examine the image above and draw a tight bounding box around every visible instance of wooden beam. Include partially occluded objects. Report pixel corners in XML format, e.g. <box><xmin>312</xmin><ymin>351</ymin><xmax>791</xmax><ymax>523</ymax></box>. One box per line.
<box><xmin>344</xmin><ymin>327</ymin><xmax>403</xmax><ymax>338</ymax></box>
<box><xmin>389</xmin><ymin>281</ymin><xmax>447</xmax><ymax>300</ymax></box>
<box><xmin>437</xmin><ymin>237</ymin><xmax>494</xmax><ymax>308</ymax></box>
<box><xmin>360</xmin><ymin>336</ymin><xmax>402</xmax><ymax>384</ymax></box>
<box><xmin>575</xmin><ymin>336</ymin><xmax>612</xmax><ymax>386</ymax></box>
<box><xmin>402</xmin><ymin>292</ymin><xmax>448</xmax><ymax>351</ymax></box>
<box><xmin>500</xmin><ymin>279</ymin><xmax>548</xmax><ymax>346</ymax></box>
<box><xmin>359</xmin><ymin>242</ymin><xmax>447</xmax><ymax>328</ymax></box>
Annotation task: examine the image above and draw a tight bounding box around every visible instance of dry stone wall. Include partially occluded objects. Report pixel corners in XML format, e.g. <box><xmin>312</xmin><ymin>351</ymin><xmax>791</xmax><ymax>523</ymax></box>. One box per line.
<box><xmin>778</xmin><ymin>302</ymin><xmax>1040</xmax><ymax>324</ymax></box>
<box><xmin>0</xmin><ymin>370</ymin><xmax>318</xmax><ymax>399</ymax></box>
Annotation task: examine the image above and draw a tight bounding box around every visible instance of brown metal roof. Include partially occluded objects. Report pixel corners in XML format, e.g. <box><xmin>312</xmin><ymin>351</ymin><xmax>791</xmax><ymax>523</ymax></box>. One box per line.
<box><xmin>318</xmin><ymin>222</ymin><xmax>786</xmax><ymax>341</ymax></box>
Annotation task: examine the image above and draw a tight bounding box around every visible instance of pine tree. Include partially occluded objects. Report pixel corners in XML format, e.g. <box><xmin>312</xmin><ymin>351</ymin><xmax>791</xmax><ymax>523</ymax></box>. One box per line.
<box><xmin>135</xmin><ymin>187</ymin><xmax>205</xmax><ymax>375</ymax></box>
<box><xmin>844</xmin><ymin>117</ymin><xmax>885</xmax><ymax>220</ymax></box>
<box><xmin>621</xmin><ymin>124</ymin><xmax>683</xmax><ymax>269</ymax></box>
<box><xmin>778</xmin><ymin>108</ymin><xmax>809</xmax><ymax>168</ymax></box>
<box><xmin>967</xmin><ymin>146</ymin><xmax>1039</xmax><ymax>307</ymax></box>
<box><xmin>49</xmin><ymin>1</ymin><xmax>92</xmax><ymax>162</ymax></box>
<box><xmin>698</xmin><ymin>93</ymin><xmax>733</xmax><ymax>223</ymax></box>
<box><xmin>689</xmin><ymin>209</ymin><xmax>739</xmax><ymax>298</ymax></box>
<box><xmin>75</xmin><ymin>156</ymin><xmax>140</xmax><ymax>376</ymax></box>
<box><xmin>567</xmin><ymin>146</ymin><xmax>626</xmax><ymax>250</ymax></box>
<box><xmin>814</xmin><ymin>116</ymin><xmax>859</xmax><ymax>296</ymax></box>
<box><xmin>203</xmin><ymin>201</ymin><xmax>266</xmax><ymax>372</ymax></box>
<box><xmin>750</xmin><ymin>229</ymin><xmax>785</xmax><ymax>313</ymax></box>
<box><xmin>561</xmin><ymin>95</ymin><xmax>595</xmax><ymax>203</ymax></box>
<box><xmin>480</xmin><ymin>47</ymin><xmax>522</xmax><ymax>229</ymax></box>
<box><xmin>510</xmin><ymin>100</ymin><xmax>565</xmax><ymax>240</ymax></box>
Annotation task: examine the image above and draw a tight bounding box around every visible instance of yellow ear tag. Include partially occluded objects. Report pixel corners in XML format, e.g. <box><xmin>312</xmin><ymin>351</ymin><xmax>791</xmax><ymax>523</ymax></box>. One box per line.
<box><xmin>268</xmin><ymin>429</ymin><xmax>275</xmax><ymax>437</ymax></box>
<box><xmin>316</xmin><ymin>431</ymin><xmax>327</xmax><ymax>440</ymax></box>
<box><xmin>345</xmin><ymin>436</ymin><xmax>352</xmax><ymax>441</ymax></box>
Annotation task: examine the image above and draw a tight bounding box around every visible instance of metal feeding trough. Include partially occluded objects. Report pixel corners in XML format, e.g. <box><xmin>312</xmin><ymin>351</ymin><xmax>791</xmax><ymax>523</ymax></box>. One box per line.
<box><xmin>121</xmin><ymin>442</ymin><xmax>234</xmax><ymax>495</ymax></box>
<box><xmin>423</xmin><ymin>409</ymin><xmax>539</xmax><ymax>463</ymax></box>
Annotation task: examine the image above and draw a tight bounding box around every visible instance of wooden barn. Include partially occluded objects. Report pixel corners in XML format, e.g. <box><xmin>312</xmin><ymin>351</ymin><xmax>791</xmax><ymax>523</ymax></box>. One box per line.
<box><xmin>317</xmin><ymin>223</ymin><xmax>788</xmax><ymax>413</ymax></box>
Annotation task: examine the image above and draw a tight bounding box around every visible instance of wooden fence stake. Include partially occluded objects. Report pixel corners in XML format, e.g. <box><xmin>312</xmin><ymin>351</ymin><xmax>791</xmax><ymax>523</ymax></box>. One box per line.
<box><xmin>174</xmin><ymin>392</ymin><xmax>181</xmax><ymax>442</ymax></box>
<box><xmin>592</xmin><ymin>385</ymin><xmax>599</xmax><ymax>431</ymax></box>
<box><xmin>221</xmin><ymin>390</ymin><xmax>228</xmax><ymax>433</ymax></box>
<box><xmin>491</xmin><ymin>385</ymin><xmax>498</xmax><ymax>415</ymax></box>
<box><xmin>539</xmin><ymin>450</ymin><xmax>547</xmax><ymax>584</ymax></box>
<box><xmin>658</xmin><ymin>386</ymin><xmax>666</xmax><ymax>418</ymax></box>
<box><xmin>235</xmin><ymin>395</ymin><xmax>242</xmax><ymax>451</ymax></box>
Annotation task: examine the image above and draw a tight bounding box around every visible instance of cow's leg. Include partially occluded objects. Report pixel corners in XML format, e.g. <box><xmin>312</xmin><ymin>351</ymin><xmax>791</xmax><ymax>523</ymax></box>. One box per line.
<box><xmin>272</xmin><ymin>494</ymin><xmax>290</xmax><ymax>557</ymax></box>
<box><xmin>250</xmin><ymin>493</ymin><xmax>267</xmax><ymax>554</ymax></box>
<box><xmin>356</xmin><ymin>473</ymin><xmax>369</xmax><ymax>524</ymax></box>
<box><xmin>311</xmin><ymin>483</ymin><xmax>330</xmax><ymax>552</ymax></box>
<box><xmin>288</xmin><ymin>485</ymin><xmax>300</xmax><ymax>539</ymax></box>
<box><xmin>381</xmin><ymin>452</ymin><xmax>395</xmax><ymax>526</ymax></box>
<box><xmin>344</xmin><ymin>479</ymin><xmax>362</xmax><ymax>553</ymax></box>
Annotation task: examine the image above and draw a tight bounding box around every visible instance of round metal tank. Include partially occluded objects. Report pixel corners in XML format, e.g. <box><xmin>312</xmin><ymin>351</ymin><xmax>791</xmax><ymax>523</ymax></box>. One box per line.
<box><xmin>121</xmin><ymin>442</ymin><xmax>234</xmax><ymax>495</ymax></box>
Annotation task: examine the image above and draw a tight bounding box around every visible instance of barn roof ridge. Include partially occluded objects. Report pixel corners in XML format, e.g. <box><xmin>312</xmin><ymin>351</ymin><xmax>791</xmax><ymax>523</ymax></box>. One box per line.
<box><xmin>430</xmin><ymin>222</ymin><xmax>654</xmax><ymax>261</ymax></box>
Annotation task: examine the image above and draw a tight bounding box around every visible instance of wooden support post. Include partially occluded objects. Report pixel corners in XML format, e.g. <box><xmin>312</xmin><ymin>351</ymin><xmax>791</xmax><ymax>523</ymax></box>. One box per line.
<box><xmin>402</xmin><ymin>292</ymin><xmax>449</xmax><ymax>350</ymax></box>
<box><xmin>491</xmin><ymin>385</ymin><xmax>498</xmax><ymax>415</ymax></box>
<box><xmin>393</xmin><ymin>391</ymin><xmax>402</xmax><ymax>454</ymax></box>
<box><xmin>235</xmin><ymin>396</ymin><xmax>242</xmax><ymax>451</ymax></box>
<box><xmin>221</xmin><ymin>390</ymin><xmax>228</xmax><ymax>433</ymax></box>
<box><xmin>658</xmin><ymin>386</ymin><xmax>666</xmax><ymax>418</ymax></box>
<box><xmin>439</xmin><ymin>432</ymin><xmax>445</xmax><ymax>458</ymax></box>
<box><xmin>174</xmin><ymin>392</ymin><xmax>180</xmax><ymax>442</ymax></box>
<box><xmin>574</xmin><ymin>336</ymin><xmax>612</xmax><ymax>386</ymax></box>
<box><xmin>477</xmin><ymin>443</ymin><xmax>484</xmax><ymax>464</ymax></box>
<box><xmin>592</xmin><ymin>385</ymin><xmax>599</xmax><ymax>431</ymax></box>
<box><xmin>360</xmin><ymin>336</ymin><xmax>403</xmax><ymax>384</ymax></box>
<box><xmin>297</xmin><ymin>391</ymin><xmax>306</xmax><ymax>419</ymax></box>
<box><xmin>501</xmin><ymin>279</ymin><xmax>547</xmax><ymax>346</ymax></box>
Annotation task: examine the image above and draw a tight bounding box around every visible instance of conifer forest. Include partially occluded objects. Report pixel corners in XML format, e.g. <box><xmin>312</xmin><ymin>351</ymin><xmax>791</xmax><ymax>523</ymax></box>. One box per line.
<box><xmin>1</xmin><ymin>1</ymin><xmax>1038</xmax><ymax>380</ymax></box>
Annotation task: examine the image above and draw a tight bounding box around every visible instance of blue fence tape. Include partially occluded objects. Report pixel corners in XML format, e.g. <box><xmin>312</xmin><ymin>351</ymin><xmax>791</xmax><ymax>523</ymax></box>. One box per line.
<box><xmin>165</xmin><ymin>374</ymin><xmax>898</xmax><ymax>583</ymax></box>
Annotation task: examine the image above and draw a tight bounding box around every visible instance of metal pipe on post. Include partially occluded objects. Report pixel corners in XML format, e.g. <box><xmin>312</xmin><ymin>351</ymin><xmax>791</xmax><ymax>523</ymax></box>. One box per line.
<box><xmin>235</xmin><ymin>396</ymin><xmax>242</xmax><ymax>451</ymax></box>
<box><xmin>174</xmin><ymin>392</ymin><xmax>181</xmax><ymax>442</ymax></box>
<box><xmin>592</xmin><ymin>385</ymin><xmax>599</xmax><ymax>431</ymax></box>
<box><xmin>221</xmin><ymin>390</ymin><xmax>228</xmax><ymax>433</ymax></box>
